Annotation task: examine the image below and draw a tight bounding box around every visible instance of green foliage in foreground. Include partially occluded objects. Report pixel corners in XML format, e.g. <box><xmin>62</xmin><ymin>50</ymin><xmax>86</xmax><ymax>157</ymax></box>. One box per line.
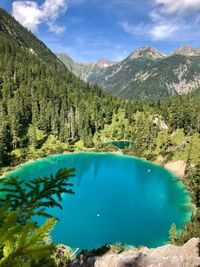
<box><xmin>0</xmin><ymin>210</ymin><xmax>56</xmax><ymax>267</ymax></box>
<box><xmin>0</xmin><ymin>168</ymin><xmax>75</xmax><ymax>267</ymax></box>
<box><xmin>174</xmin><ymin>164</ymin><xmax>200</xmax><ymax>245</ymax></box>
<box><xmin>0</xmin><ymin>168</ymin><xmax>75</xmax><ymax>222</ymax></box>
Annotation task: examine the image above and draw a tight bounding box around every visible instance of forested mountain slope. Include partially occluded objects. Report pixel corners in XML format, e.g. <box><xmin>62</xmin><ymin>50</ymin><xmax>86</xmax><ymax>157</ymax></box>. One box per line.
<box><xmin>59</xmin><ymin>46</ymin><xmax>200</xmax><ymax>100</ymax></box>
<box><xmin>0</xmin><ymin>7</ymin><xmax>200</xmax><ymax>168</ymax></box>
<box><xmin>0</xmin><ymin>8</ymin><xmax>61</xmax><ymax>64</ymax></box>
<box><xmin>0</xmin><ymin>8</ymin><xmax>121</xmax><ymax>165</ymax></box>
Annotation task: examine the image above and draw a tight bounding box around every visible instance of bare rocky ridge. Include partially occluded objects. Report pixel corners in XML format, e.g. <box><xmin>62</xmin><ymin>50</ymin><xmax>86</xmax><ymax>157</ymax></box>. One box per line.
<box><xmin>78</xmin><ymin>59</ymin><xmax>116</xmax><ymax>81</ymax></box>
<box><xmin>128</xmin><ymin>46</ymin><xmax>164</xmax><ymax>60</ymax></box>
<box><xmin>171</xmin><ymin>45</ymin><xmax>200</xmax><ymax>57</ymax></box>
<box><xmin>84</xmin><ymin>59</ymin><xmax>116</xmax><ymax>68</ymax></box>
<box><xmin>71</xmin><ymin>238</ymin><xmax>200</xmax><ymax>267</ymax></box>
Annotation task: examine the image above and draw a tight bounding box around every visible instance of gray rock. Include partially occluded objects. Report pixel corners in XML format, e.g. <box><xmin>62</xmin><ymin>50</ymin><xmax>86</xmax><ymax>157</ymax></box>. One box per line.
<box><xmin>70</xmin><ymin>238</ymin><xmax>200</xmax><ymax>267</ymax></box>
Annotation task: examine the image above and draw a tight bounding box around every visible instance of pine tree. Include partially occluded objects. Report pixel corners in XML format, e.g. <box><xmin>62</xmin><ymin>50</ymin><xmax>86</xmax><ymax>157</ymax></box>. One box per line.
<box><xmin>0</xmin><ymin>168</ymin><xmax>75</xmax><ymax>222</ymax></box>
<box><xmin>169</xmin><ymin>223</ymin><xmax>177</xmax><ymax>243</ymax></box>
<box><xmin>0</xmin><ymin>167</ymin><xmax>76</xmax><ymax>266</ymax></box>
<box><xmin>0</xmin><ymin>209</ymin><xmax>57</xmax><ymax>267</ymax></box>
<box><xmin>0</xmin><ymin>103</ymin><xmax>9</xmax><ymax>164</ymax></box>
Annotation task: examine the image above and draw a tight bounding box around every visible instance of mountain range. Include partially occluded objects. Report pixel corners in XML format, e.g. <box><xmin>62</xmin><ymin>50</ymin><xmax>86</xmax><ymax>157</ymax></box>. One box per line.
<box><xmin>57</xmin><ymin>45</ymin><xmax>200</xmax><ymax>99</ymax></box>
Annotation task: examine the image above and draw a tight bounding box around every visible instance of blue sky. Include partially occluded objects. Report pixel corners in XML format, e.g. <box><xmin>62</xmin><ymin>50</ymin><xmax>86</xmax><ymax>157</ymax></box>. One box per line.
<box><xmin>1</xmin><ymin>0</ymin><xmax>200</xmax><ymax>62</ymax></box>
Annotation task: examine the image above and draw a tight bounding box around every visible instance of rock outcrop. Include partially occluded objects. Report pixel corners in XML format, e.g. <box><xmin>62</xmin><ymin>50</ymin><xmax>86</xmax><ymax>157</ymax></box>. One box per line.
<box><xmin>71</xmin><ymin>238</ymin><xmax>200</xmax><ymax>267</ymax></box>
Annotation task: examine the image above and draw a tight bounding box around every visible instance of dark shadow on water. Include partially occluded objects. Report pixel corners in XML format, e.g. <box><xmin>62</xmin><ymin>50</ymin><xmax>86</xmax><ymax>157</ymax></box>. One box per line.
<box><xmin>104</xmin><ymin>140</ymin><xmax>133</xmax><ymax>150</ymax></box>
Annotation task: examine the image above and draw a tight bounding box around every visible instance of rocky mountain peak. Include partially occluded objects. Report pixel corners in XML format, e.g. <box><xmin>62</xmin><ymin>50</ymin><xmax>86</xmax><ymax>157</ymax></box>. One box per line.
<box><xmin>88</xmin><ymin>59</ymin><xmax>116</xmax><ymax>68</ymax></box>
<box><xmin>172</xmin><ymin>45</ymin><xmax>200</xmax><ymax>56</ymax></box>
<box><xmin>128</xmin><ymin>46</ymin><xmax>164</xmax><ymax>60</ymax></box>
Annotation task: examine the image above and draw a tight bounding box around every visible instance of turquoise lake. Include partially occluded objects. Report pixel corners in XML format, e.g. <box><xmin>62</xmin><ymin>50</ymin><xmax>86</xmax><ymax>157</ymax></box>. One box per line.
<box><xmin>2</xmin><ymin>152</ymin><xmax>192</xmax><ymax>250</ymax></box>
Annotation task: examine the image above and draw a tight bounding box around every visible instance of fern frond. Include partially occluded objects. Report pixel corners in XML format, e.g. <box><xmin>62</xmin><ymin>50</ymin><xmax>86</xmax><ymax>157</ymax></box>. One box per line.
<box><xmin>28</xmin><ymin>218</ymin><xmax>57</xmax><ymax>245</ymax></box>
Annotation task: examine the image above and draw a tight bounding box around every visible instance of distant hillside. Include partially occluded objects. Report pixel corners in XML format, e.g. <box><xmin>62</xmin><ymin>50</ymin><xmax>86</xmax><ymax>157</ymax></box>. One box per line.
<box><xmin>56</xmin><ymin>53</ymin><xmax>81</xmax><ymax>76</ymax></box>
<box><xmin>56</xmin><ymin>53</ymin><xmax>116</xmax><ymax>80</ymax></box>
<box><xmin>58</xmin><ymin>46</ymin><xmax>200</xmax><ymax>100</ymax></box>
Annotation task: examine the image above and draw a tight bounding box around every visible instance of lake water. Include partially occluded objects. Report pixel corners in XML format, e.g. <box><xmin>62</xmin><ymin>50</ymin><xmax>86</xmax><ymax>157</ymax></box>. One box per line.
<box><xmin>104</xmin><ymin>140</ymin><xmax>133</xmax><ymax>149</ymax></box>
<box><xmin>2</xmin><ymin>152</ymin><xmax>192</xmax><ymax>250</ymax></box>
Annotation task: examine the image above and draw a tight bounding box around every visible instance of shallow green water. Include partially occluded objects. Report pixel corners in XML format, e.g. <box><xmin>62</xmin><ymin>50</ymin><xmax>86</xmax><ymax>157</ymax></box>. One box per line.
<box><xmin>3</xmin><ymin>153</ymin><xmax>192</xmax><ymax>250</ymax></box>
<box><xmin>105</xmin><ymin>140</ymin><xmax>133</xmax><ymax>149</ymax></box>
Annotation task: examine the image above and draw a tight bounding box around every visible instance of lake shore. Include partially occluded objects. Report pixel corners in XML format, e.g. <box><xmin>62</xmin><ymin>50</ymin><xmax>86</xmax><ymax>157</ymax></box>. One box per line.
<box><xmin>70</xmin><ymin>237</ymin><xmax>200</xmax><ymax>267</ymax></box>
<box><xmin>164</xmin><ymin>160</ymin><xmax>186</xmax><ymax>179</ymax></box>
<box><xmin>0</xmin><ymin>149</ymin><xmax>188</xmax><ymax>181</ymax></box>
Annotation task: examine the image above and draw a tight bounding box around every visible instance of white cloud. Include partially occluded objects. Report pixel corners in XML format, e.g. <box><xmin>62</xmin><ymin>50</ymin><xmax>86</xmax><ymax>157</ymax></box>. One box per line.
<box><xmin>12</xmin><ymin>0</ymin><xmax>67</xmax><ymax>35</ymax></box>
<box><xmin>154</xmin><ymin>0</ymin><xmax>200</xmax><ymax>14</ymax></box>
<box><xmin>149</xmin><ymin>24</ymin><xmax>180</xmax><ymax>40</ymax></box>
<box><xmin>121</xmin><ymin>19</ymin><xmax>181</xmax><ymax>41</ymax></box>
<box><xmin>148</xmin><ymin>10</ymin><xmax>183</xmax><ymax>40</ymax></box>
<box><xmin>122</xmin><ymin>20</ymin><xmax>193</xmax><ymax>42</ymax></box>
<box><xmin>12</xmin><ymin>1</ymin><xmax>41</xmax><ymax>32</ymax></box>
<box><xmin>48</xmin><ymin>23</ymin><xmax>65</xmax><ymax>35</ymax></box>
<box><xmin>121</xmin><ymin>0</ymin><xmax>200</xmax><ymax>41</ymax></box>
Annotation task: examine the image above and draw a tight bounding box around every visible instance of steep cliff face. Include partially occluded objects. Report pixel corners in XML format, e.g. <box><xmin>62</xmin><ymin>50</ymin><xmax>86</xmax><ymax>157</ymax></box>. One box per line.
<box><xmin>71</xmin><ymin>238</ymin><xmax>200</xmax><ymax>267</ymax></box>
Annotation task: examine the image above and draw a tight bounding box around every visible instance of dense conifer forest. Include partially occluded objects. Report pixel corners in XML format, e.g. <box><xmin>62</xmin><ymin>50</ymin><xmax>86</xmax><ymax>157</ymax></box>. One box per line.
<box><xmin>0</xmin><ymin>7</ymin><xmax>199</xmax><ymax>266</ymax></box>
<box><xmin>0</xmin><ymin>8</ymin><xmax>123</xmax><ymax>165</ymax></box>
